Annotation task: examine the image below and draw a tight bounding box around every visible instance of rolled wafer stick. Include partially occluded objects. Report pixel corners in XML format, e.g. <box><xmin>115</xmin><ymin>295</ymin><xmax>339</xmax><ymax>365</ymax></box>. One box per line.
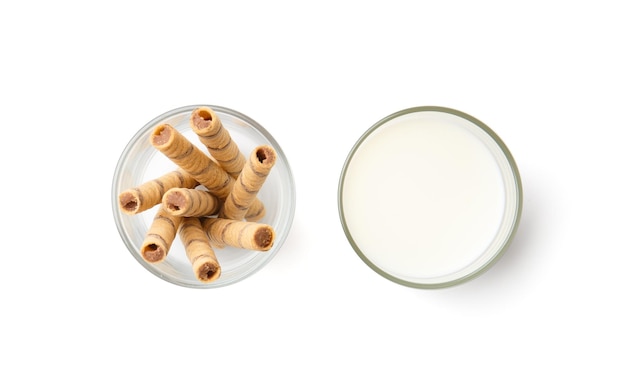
<box><xmin>220</xmin><ymin>145</ymin><xmax>277</xmax><ymax>221</ymax></box>
<box><xmin>118</xmin><ymin>169</ymin><xmax>197</xmax><ymax>215</ymax></box>
<box><xmin>201</xmin><ymin>217</ymin><xmax>275</xmax><ymax>251</ymax></box>
<box><xmin>140</xmin><ymin>205</ymin><xmax>182</xmax><ymax>263</ymax></box>
<box><xmin>150</xmin><ymin>124</ymin><xmax>233</xmax><ymax>199</ymax></box>
<box><xmin>243</xmin><ymin>199</ymin><xmax>265</xmax><ymax>222</ymax></box>
<box><xmin>190</xmin><ymin>106</ymin><xmax>247</xmax><ymax>178</ymax></box>
<box><xmin>162</xmin><ymin>187</ymin><xmax>220</xmax><ymax>217</ymax></box>
<box><xmin>150</xmin><ymin>123</ymin><xmax>265</xmax><ymax>218</ymax></box>
<box><xmin>178</xmin><ymin>217</ymin><xmax>221</xmax><ymax>283</ymax></box>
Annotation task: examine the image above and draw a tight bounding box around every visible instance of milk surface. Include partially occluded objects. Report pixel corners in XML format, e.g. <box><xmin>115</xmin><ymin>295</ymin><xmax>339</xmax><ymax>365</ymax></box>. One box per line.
<box><xmin>341</xmin><ymin>111</ymin><xmax>506</xmax><ymax>282</ymax></box>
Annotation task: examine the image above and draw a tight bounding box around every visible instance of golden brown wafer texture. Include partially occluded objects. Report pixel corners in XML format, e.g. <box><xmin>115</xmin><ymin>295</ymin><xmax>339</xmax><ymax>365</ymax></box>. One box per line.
<box><xmin>151</xmin><ymin>123</ymin><xmax>265</xmax><ymax>219</ymax></box>
<box><xmin>242</xmin><ymin>199</ymin><xmax>265</xmax><ymax>222</ymax></box>
<box><xmin>162</xmin><ymin>187</ymin><xmax>220</xmax><ymax>217</ymax></box>
<box><xmin>140</xmin><ymin>205</ymin><xmax>182</xmax><ymax>263</ymax></box>
<box><xmin>190</xmin><ymin>106</ymin><xmax>247</xmax><ymax>178</ymax></box>
<box><xmin>118</xmin><ymin>169</ymin><xmax>197</xmax><ymax>215</ymax></box>
<box><xmin>150</xmin><ymin>123</ymin><xmax>233</xmax><ymax>199</ymax></box>
<box><xmin>201</xmin><ymin>217</ymin><xmax>275</xmax><ymax>251</ymax></box>
<box><xmin>221</xmin><ymin>145</ymin><xmax>277</xmax><ymax>221</ymax></box>
<box><xmin>178</xmin><ymin>217</ymin><xmax>221</xmax><ymax>283</ymax></box>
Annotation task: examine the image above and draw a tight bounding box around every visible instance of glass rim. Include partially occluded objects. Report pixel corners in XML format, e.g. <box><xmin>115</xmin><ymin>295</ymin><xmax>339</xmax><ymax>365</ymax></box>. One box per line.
<box><xmin>337</xmin><ymin>106</ymin><xmax>523</xmax><ymax>289</ymax></box>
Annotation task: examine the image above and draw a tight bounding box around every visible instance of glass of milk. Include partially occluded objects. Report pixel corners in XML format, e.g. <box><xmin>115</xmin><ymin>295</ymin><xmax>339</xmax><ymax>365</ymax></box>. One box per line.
<box><xmin>338</xmin><ymin>107</ymin><xmax>522</xmax><ymax>288</ymax></box>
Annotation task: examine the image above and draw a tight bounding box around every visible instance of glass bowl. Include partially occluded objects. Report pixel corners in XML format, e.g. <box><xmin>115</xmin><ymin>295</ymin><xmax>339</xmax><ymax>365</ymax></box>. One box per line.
<box><xmin>338</xmin><ymin>106</ymin><xmax>522</xmax><ymax>289</ymax></box>
<box><xmin>112</xmin><ymin>105</ymin><xmax>296</xmax><ymax>288</ymax></box>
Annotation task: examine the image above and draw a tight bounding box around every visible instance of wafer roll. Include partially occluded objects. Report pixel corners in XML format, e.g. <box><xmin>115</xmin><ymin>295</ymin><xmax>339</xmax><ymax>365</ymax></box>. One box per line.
<box><xmin>201</xmin><ymin>217</ymin><xmax>275</xmax><ymax>251</ymax></box>
<box><xmin>190</xmin><ymin>106</ymin><xmax>246</xmax><ymax>178</ymax></box>
<box><xmin>178</xmin><ymin>217</ymin><xmax>221</xmax><ymax>283</ymax></box>
<box><xmin>118</xmin><ymin>169</ymin><xmax>197</xmax><ymax>215</ymax></box>
<box><xmin>243</xmin><ymin>199</ymin><xmax>265</xmax><ymax>222</ymax></box>
<box><xmin>162</xmin><ymin>187</ymin><xmax>220</xmax><ymax>217</ymax></box>
<box><xmin>150</xmin><ymin>123</ymin><xmax>233</xmax><ymax>199</ymax></box>
<box><xmin>221</xmin><ymin>145</ymin><xmax>277</xmax><ymax>220</ymax></box>
<box><xmin>140</xmin><ymin>205</ymin><xmax>182</xmax><ymax>263</ymax></box>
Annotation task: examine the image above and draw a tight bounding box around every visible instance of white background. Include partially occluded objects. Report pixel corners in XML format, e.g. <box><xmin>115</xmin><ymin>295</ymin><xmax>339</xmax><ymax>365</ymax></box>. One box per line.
<box><xmin>1</xmin><ymin>1</ymin><xmax>624</xmax><ymax>386</ymax></box>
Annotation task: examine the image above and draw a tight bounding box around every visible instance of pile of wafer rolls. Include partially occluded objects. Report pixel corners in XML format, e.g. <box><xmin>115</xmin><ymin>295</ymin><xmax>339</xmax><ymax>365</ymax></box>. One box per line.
<box><xmin>118</xmin><ymin>107</ymin><xmax>277</xmax><ymax>283</ymax></box>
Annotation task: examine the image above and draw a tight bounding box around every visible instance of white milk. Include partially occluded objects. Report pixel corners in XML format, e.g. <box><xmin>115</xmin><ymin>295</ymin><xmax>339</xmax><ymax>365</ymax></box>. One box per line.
<box><xmin>340</xmin><ymin>110</ymin><xmax>512</xmax><ymax>284</ymax></box>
